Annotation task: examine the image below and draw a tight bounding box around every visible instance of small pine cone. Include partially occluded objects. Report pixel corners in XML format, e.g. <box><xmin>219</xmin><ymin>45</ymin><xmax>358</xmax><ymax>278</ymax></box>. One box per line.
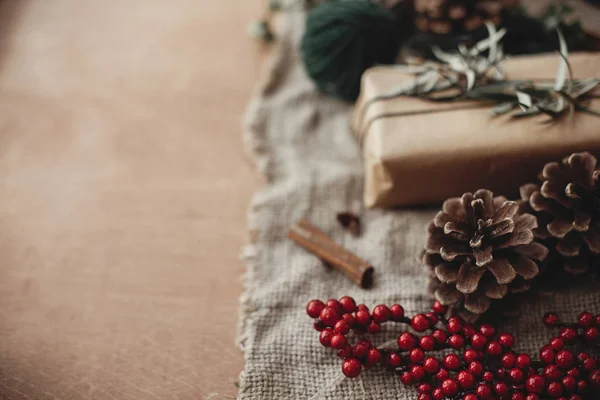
<box><xmin>423</xmin><ymin>189</ymin><xmax>548</xmax><ymax>319</ymax></box>
<box><xmin>521</xmin><ymin>152</ymin><xmax>600</xmax><ymax>276</ymax></box>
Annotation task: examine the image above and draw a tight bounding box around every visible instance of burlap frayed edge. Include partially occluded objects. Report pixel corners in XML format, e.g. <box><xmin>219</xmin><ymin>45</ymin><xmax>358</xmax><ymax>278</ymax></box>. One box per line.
<box><xmin>236</xmin><ymin>14</ymin><xmax>300</xmax><ymax>399</ymax></box>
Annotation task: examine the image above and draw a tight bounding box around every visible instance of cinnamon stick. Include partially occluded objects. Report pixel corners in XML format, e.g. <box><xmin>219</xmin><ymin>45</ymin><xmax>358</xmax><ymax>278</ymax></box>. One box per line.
<box><xmin>287</xmin><ymin>219</ymin><xmax>374</xmax><ymax>288</ymax></box>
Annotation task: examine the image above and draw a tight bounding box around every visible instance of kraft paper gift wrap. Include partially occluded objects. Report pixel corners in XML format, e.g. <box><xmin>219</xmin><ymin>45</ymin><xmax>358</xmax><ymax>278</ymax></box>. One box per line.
<box><xmin>351</xmin><ymin>53</ymin><xmax>600</xmax><ymax>208</ymax></box>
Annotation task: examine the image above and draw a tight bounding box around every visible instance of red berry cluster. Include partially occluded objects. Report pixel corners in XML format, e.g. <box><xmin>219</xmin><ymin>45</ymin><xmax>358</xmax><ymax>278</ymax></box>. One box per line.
<box><xmin>306</xmin><ymin>297</ymin><xmax>600</xmax><ymax>400</ymax></box>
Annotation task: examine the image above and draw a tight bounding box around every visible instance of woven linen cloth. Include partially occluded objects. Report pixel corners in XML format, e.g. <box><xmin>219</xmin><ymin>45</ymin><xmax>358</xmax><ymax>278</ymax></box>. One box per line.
<box><xmin>238</xmin><ymin>12</ymin><xmax>600</xmax><ymax>400</ymax></box>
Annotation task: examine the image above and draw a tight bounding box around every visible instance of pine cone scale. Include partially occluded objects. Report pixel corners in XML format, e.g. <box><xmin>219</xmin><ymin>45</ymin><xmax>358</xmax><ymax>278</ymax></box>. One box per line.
<box><xmin>509</xmin><ymin>254</ymin><xmax>539</xmax><ymax>279</ymax></box>
<box><xmin>491</xmin><ymin>201</ymin><xmax>518</xmax><ymax>223</ymax></box>
<box><xmin>456</xmin><ymin>263</ymin><xmax>485</xmax><ymax>294</ymax></box>
<box><xmin>582</xmin><ymin>228</ymin><xmax>600</xmax><ymax>253</ymax></box>
<box><xmin>487</xmin><ymin>259</ymin><xmax>516</xmax><ymax>284</ymax></box>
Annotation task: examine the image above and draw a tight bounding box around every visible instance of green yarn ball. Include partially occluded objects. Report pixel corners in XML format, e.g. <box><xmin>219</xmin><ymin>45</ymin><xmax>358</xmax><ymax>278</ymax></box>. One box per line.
<box><xmin>301</xmin><ymin>1</ymin><xmax>399</xmax><ymax>102</ymax></box>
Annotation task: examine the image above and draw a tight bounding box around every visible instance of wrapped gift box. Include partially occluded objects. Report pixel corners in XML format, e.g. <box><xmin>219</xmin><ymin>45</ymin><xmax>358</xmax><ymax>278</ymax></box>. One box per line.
<box><xmin>351</xmin><ymin>53</ymin><xmax>600</xmax><ymax>208</ymax></box>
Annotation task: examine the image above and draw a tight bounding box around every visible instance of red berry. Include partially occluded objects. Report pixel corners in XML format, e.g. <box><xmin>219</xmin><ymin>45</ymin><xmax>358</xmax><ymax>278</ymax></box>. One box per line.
<box><xmin>499</xmin><ymin>333</ymin><xmax>515</xmax><ymax>348</ymax></box>
<box><xmin>367</xmin><ymin>321</ymin><xmax>381</xmax><ymax>334</ymax></box>
<box><xmin>338</xmin><ymin>296</ymin><xmax>357</xmax><ymax>313</ymax></box>
<box><xmin>448</xmin><ymin>334</ymin><xmax>464</xmax><ymax>349</ymax></box>
<box><xmin>432</xmin><ymin>300</ymin><xmax>446</xmax><ymax>314</ymax></box>
<box><xmin>526</xmin><ymin>395</ymin><xmax>539</xmax><ymax>400</ymax></box>
<box><xmin>356</xmin><ymin>304</ymin><xmax>369</xmax><ymax>312</ymax></box>
<box><xmin>432</xmin><ymin>329</ymin><xmax>447</xmax><ymax>345</ymax></box>
<box><xmin>511</xmin><ymin>394</ymin><xmax>525</xmax><ymax>400</ymax></box>
<box><xmin>341</xmin><ymin>313</ymin><xmax>355</xmax><ymax>327</ymax></box>
<box><xmin>577</xmin><ymin>379</ymin><xmax>589</xmax><ymax>393</ymax></box>
<box><xmin>314</xmin><ymin>320</ymin><xmax>327</xmax><ymax>331</ymax></box>
<box><xmin>547</xmin><ymin>381</ymin><xmax>563</xmax><ymax>397</ymax></box>
<box><xmin>441</xmin><ymin>379</ymin><xmax>459</xmax><ymax>396</ymax></box>
<box><xmin>418</xmin><ymin>382</ymin><xmax>432</xmax><ymax>394</ymax></box>
<box><xmin>334</xmin><ymin>320</ymin><xmax>350</xmax><ymax>335</ymax></box>
<box><xmin>457</xmin><ymin>370</ymin><xmax>475</xmax><ymax>389</ymax></box>
<box><xmin>544</xmin><ymin>312</ymin><xmax>560</xmax><ymax>327</ymax></box>
<box><xmin>476</xmin><ymin>384</ymin><xmax>492</xmax><ymax>399</ymax></box>
<box><xmin>578</xmin><ymin>311</ymin><xmax>594</xmax><ymax>328</ymax></box>
<box><xmin>306</xmin><ymin>299</ymin><xmax>325</xmax><ymax>318</ymax></box>
<box><xmin>494</xmin><ymin>382</ymin><xmax>509</xmax><ymax>397</ymax></box>
<box><xmin>517</xmin><ymin>353</ymin><xmax>532</xmax><ymax>369</ymax></box>
<box><xmin>479</xmin><ymin>324</ymin><xmax>495</xmax><ymax>337</ymax></box>
<box><xmin>444</xmin><ymin>354</ymin><xmax>461</xmax><ymax>370</ymax></box>
<box><xmin>509</xmin><ymin>367</ymin><xmax>525</xmax><ymax>383</ymax></box>
<box><xmin>482</xmin><ymin>371</ymin><xmax>494</xmax><ymax>382</ymax></box>
<box><xmin>447</xmin><ymin>317</ymin><xmax>463</xmax><ymax>334</ymax></box>
<box><xmin>471</xmin><ymin>333</ymin><xmax>487</xmax><ymax>349</ymax></box>
<box><xmin>426</xmin><ymin>312</ymin><xmax>439</xmax><ymax>325</ymax></box>
<box><xmin>540</xmin><ymin>345</ymin><xmax>555</xmax><ymax>364</ymax></box>
<box><xmin>463</xmin><ymin>324</ymin><xmax>476</xmax><ymax>339</ymax></box>
<box><xmin>556</xmin><ymin>350</ymin><xmax>575</xmax><ymax>369</ymax></box>
<box><xmin>424</xmin><ymin>357</ymin><xmax>440</xmax><ymax>374</ymax></box>
<box><xmin>432</xmin><ymin>387</ymin><xmax>444</xmax><ymax>400</ymax></box>
<box><xmin>411</xmin><ymin>365</ymin><xmax>426</xmax><ymax>381</ymax></box>
<box><xmin>502</xmin><ymin>352</ymin><xmax>516</xmax><ymax>368</ymax></box>
<box><xmin>412</xmin><ymin>314</ymin><xmax>431</xmax><ymax>332</ymax></box>
<box><xmin>582</xmin><ymin>357</ymin><xmax>597</xmax><ymax>372</ymax></box>
<box><xmin>353</xmin><ymin>343</ymin><xmax>369</xmax><ymax>358</ymax></box>
<box><xmin>337</xmin><ymin>344</ymin><xmax>353</xmax><ymax>359</ymax></box>
<box><xmin>568</xmin><ymin>395</ymin><xmax>582</xmax><ymax>400</ymax></box>
<box><xmin>319</xmin><ymin>306</ymin><xmax>341</xmax><ymax>326</ymax></box>
<box><xmin>400</xmin><ymin>372</ymin><xmax>414</xmax><ymax>385</ymax></box>
<box><xmin>418</xmin><ymin>394</ymin><xmax>431</xmax><ymax>400</ymax></box>
<box><xmin>560</xmin><ymin>327</ymin><xmax>577</xmax><ymax>343</ymax></box>
<box><xmin>464</xmin><ymin>349</ymin><xmax>479</xmax><ymax>363</ymax></box>
<box><xmin>469</xmin><ymin>361</ymin><xmax>483</xmax><ymax>376</ymax></box>
<box><xmin>463</xmin><ymin>394</ymin><xmax>478</xmax><ymax>400</ymax></box>
<box><xmin>398</xmin><ymin>332</ymin><xmax>417</xmax><ymax>351</ymax></box>
<box><xmin>366</xmin><ymin>348</ymin><xmax>381</xmax><ymax>367</ymax></box>
<box><xmin>496</xmin><ymin>368</ymin><xmax>507</xmax><ymax>380</ymax></box>
<box><xmin>577</xmin><ymin>352</ymin><xmax>589</xmax><ymax>363</ymax></box>
<box><xmin>387</xmin><ymin>352</ymin><xmax>402</xmax><ymax>368</ymax></box>
<box><xmin>326</xmin><ymin>299</ymin><xmax>342</xmax><ymax>314</ymax></box>
<box><xmin>342</xmin><ymin>358</ymin><xmax>362</xmax><ymax>378</ymax></box>
<box><xmin>435</xmin><ymin>368</ymin><xmax>449</xmax><ymax>381</ymax></box>
<box><xmin>562</xmin><ymin>376</ymin><xmax>576</xmax><ymax>393</ymax></box>
<box><xmin>567</xmin><ymin>367</ymin><xmax>581</xmax><ymax>378</ymax></box>
<box><xmin>330</xmin><ymin>334</ymin><xmax>347</xmax><ymax>349</ymax></box>
<box><xmin>589</xmin><ymin>369</ymin><xmax>600</xmax><ymax>389</ymax></box>
<box><xmin>486</xmin><ymin>341</ymin><xmax>503</xmax><ymax>357</ymax></box>
<box><xmin>526</xmin><ymin>374</ymin><xmax>545</xmax><ymax>394</ymax></box>
<box><xmin>319</xmin><ymin>329</ymin><xmax>333</xmax><ymax>347</ymax></box>
<box><xmin>584</xmin><ymin>327</ymin><xmax>600</xmax><ymax>342</ymax></box>
<box><xmin>371</xmin><ymin>305</ymin><xmax>391</xmax><ymax>323</ymax></box>
<box><xmin>355</xmin><ymin>310</ymin><xmax>371</xmax><ymax>326</ymax></box>
<box><xmin>550</xmin><ymin>337</ymin><xmax>565</xmax><ymax>350</ymax></box>
<box><xmin>410</xmin><ymin>348</ymin><xmax>425</xmax><ymax>363</ymax></box>
<box><xmin>420</xmin><ymin>335</ymin><xmax>436</xmax><ymax>351</ymax></box>
<box><xmin>544</xmin><ymin>364</ymin><xmax>562</xmax><ymax>380</ymax></box>
<box><xmin>390</xmin><ymin>304</ymin><xmax>405</xmax><ymax>321</ymax></box>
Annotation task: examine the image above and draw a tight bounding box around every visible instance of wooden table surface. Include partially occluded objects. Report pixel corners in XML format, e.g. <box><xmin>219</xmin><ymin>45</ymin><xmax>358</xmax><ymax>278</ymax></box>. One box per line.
<box><xmin>0</xmin><ymin>1</ymin><xmax>263</xmax><ymax>399</ymax></box>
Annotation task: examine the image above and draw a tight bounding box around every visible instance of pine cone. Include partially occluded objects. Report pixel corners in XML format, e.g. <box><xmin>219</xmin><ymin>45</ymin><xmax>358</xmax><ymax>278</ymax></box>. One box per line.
<box><xmin>423</xmin><ymin>189</ymin><xmax>548</xmax><ymax>319</ymax></box>
<box><xmin>521</xmin><ymin>152</ymin><xmax>600</xmax><ymax>276</ymax></box>
<box><xmin>413</xmin><ymin>0</ymin><xmax>519</xmax><ymax>34</ymax></box>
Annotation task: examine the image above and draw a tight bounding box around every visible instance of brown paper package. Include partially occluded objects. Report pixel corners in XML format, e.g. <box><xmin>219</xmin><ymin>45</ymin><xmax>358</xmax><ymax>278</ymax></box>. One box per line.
<box><xmin>351</xmin><ymin>53</ymin><xmax>600</xmax><ymax>208</ymax></box>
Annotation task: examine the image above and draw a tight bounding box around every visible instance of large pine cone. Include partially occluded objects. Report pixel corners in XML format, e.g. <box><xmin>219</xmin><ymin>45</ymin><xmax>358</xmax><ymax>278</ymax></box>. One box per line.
<box><xmin>423</xmin><ymin>189</ymin><xmax>548</xmax><ymax>319</ymax></box>
<box><xmin>520</xmin><ymin>152</ymin><xmax>600</xmax><ymax>276</ymax></box>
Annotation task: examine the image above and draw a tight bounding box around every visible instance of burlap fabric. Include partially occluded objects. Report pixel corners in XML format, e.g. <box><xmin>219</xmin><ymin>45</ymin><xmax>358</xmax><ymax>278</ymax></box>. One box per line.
<box><xmin>238</xmin><ymin>13</ymin><xmax>600</xmax><ymax>400</ymax></box>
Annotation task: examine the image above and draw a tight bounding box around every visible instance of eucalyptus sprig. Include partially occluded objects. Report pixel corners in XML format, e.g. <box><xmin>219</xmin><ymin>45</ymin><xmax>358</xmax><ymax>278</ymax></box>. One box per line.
<box><xmin>381</xmin><ymin>23</ymin><xmax>600</xmax><ymax>121</ymax></box>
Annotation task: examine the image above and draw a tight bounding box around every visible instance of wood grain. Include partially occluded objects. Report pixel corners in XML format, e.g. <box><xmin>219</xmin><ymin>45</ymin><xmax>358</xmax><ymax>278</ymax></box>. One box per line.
<box><xmin>0</xmin><ymin>1</ymin><xmax>263</xmax><ymax>399</ymax></box>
